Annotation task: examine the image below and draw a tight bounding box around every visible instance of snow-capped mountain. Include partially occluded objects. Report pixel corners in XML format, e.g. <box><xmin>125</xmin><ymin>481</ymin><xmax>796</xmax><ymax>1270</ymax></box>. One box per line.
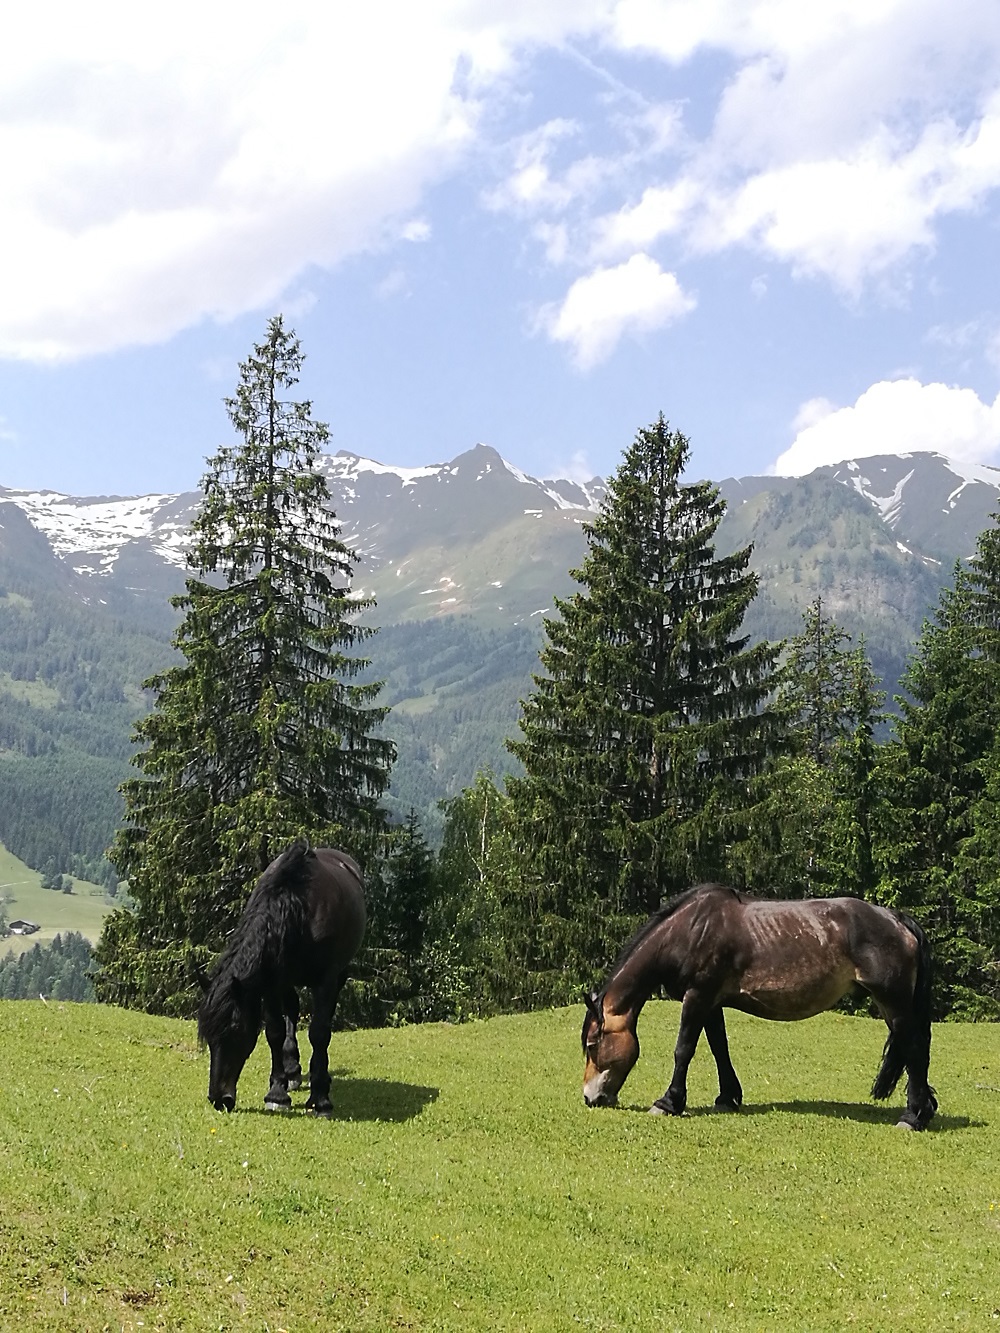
<box><xmin>0</xmin><ymin>443</ymin><xmax>607</xmax><ymax>622</ymax></box>
<box><xmin>0</xmin><ymin>487</ymin><xmax>199</xmax><ymax>579</ymax></box>
<box><xmin>1</xmin><ymin>444</ymin><xmax>998</xmax><ymax>629</ymax></box>
<box><xmin>820</xmin><ymin>452</ymin><xmax>1000</xmax><ymax>562</ymax></box>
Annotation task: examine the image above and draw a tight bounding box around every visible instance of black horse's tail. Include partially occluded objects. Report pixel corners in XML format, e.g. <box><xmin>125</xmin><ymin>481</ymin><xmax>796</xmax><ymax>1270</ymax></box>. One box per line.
<box><xmin>250</xmin><ymin>837</ymin><xmax>313</xmax><ymax>972</ymax></box>
<box><xmin>198</xmin><ymin>838</ymin><xmax>315</xmax><ymax>1048</ymax></box>
<box><xmin>871</xmin><ymin>912</ymin><xmax>933</xmax><ymax>1101</ymax></box>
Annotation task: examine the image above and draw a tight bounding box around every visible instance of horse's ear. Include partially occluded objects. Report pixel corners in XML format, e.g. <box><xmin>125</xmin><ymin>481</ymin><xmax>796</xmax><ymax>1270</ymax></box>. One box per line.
<box><xmin>194</xmin><ymin>965</ymin><xmax>210</xmax><ymax>994</ymax></box>
<box><xmin>582</xmin><ymin>989</ymin><xmax>599</xmax><ymax>1012</ymax></box>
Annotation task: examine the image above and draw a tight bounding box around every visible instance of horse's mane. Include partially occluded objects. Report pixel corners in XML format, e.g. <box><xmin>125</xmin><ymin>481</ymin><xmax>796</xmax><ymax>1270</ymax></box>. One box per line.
<box><xmin>599</xmin><ymin>882</ymin><xmax>741</xmax><ymax>999</ymax></box>
<box><xmin>197</xmin><ymin>838</ymin><xmax>314</xmax><ymax>1046</ymax></box>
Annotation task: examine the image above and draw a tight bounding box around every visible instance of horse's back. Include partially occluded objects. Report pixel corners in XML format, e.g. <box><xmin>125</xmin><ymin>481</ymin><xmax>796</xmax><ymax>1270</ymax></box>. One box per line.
<box><xmin>726</xmin><ymin>895</ymin><xmax>916</xmax><ymax>1020</ymax></box>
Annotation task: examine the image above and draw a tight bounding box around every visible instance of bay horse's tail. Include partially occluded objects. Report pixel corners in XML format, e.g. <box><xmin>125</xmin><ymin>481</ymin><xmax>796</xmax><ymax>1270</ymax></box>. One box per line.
<box><xmin>871</xmin><ymin>912</ymin><xmax>933</xmax><ymax>1101</ymax></box>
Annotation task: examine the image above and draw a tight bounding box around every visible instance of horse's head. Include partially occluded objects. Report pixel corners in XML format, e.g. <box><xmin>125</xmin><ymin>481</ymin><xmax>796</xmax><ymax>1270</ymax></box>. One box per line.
<box><xmin>198</xmin><ymin>976</ymin><xmax>261</xmax><ymax>1113</ymax></box>
<box><xmin>581</xmin><ymin>990</ymin><xmax>639</xmax><ymax>1108</ymax></box>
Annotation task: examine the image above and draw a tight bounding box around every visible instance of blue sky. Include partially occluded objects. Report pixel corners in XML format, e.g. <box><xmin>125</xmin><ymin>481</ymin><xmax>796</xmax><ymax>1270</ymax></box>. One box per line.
<box><xmin>2</xmin><ymin>0</ymin><xmax>1000</xmax><ymax>496</ymax></box>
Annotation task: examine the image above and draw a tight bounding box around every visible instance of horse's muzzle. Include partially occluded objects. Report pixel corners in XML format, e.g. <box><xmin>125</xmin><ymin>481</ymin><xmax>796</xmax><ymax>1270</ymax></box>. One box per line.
<box><xmin>583</xmin><ymin>1089</ymin><xmax>619</xmax><ymax>1109</ymax></box>
<box><xmin>583</xmin><ymin>1067</ymin><xmax>619</xmax><ymax>1108</ymax></box>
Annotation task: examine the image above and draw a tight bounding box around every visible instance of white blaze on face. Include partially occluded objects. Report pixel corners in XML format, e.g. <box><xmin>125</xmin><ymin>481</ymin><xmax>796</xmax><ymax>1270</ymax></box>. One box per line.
<box><xmin>583</xmin><ymin>1067</ymin><xmax>617</xmax><ymax>1107</ymax></box>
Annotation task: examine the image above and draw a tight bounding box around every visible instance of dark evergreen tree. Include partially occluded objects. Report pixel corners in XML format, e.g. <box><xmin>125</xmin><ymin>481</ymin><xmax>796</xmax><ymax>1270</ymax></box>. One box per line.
<box><xmin>433</xmin><ymin>773</ymin><xmax>559</xmax><ymax>1013</ymax></box>
<box><xmin>777</xmin><ymin>595</ymin><xmax>860</xmax><ymax>766</ymax></box>
<box><xmin>732</xmin><ymin>600</ymin><xmax>886</xmax><ymax>899</ymax></box>
<box><xmin>95</xmin><ymin>316</ymin><xmax>394</xmax><ymax>1015</ymax></box>
<box><xmin>508</xmin><ymin>416</ymin><xmax>780</xmax><ymax>965</ymax></box>
<box><xmin>0</xmin><ymin>932</ymin><xmax>95</xmax><ymax>1002</ymax></box>
<box><xmin>875</xmin><ymin>570</ymin><xmax>999</xmax><ymax>1015</ymax></box>
<box><xmin>968</xmin><ymin>510</ymin><xmax>1000</xmax><ymax>657</ymax></box>
<box><xmin>382</xmin><ymin>810</ymin><xmax>436</xmax><ymax>964</ymax></box>
<box><xmin>823</xmin><ymin>643</ymin><xmax>886</xmax><ymax>899</ymax></box>
<box><xmin>345</xmin><ymin>812</ymin><xmax>440</xmax><ymax>1026</ymax></box>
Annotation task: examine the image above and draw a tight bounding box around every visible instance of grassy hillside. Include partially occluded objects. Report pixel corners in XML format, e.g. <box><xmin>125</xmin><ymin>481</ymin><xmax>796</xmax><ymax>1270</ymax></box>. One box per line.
<box><xmin>1</xmin><ymin>1000</ymin><xmax>997</xmax><ymax>1330</ymax></box>
<box><xmin>0</xmin><ymin>843</ymin><xmax>110</xmax><ymax>957</ymax></box>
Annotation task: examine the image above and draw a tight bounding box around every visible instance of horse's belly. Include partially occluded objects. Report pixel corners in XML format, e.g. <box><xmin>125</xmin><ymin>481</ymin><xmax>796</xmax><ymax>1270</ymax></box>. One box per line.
<box><xmin>731</xmin><ymin>960</ymin><xmax>856</xmax><ymax>1021</ymax></box>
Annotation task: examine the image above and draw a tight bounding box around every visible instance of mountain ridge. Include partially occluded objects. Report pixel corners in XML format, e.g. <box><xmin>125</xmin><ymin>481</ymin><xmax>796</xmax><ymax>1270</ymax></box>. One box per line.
<box><xmin>0</xmin><ymin>442</ymin><xmax>998</xmax><ymax>867</ymax></box>
<box><xmin>2</xmin><ymin>444</ymin><xmax>996</xmax><ymax>622</ymax></box>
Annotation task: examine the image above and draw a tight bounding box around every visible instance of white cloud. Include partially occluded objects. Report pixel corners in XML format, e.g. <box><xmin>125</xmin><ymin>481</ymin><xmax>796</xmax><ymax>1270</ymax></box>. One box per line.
<box><xmin>537</xmin><ymin>253</ymin><xmax>695</xmax><ymax>368</ymax></box>
<box><xmin>400</xmin><ymin>218</ymin><xmax>432</xmax><ymax>243</ymax></box>
<box><xmin>281</xmin><ymin>290</ymin><xmax>318</xmax><ymax>320</ymax></box>
<box><xmin>590</xmin><ymin>181</ymin><xmax>698</xmax><ymax>259</ymax></box>
<box><xmin>592</xmin><ymin>1</ymin><xmax>1000</xmax><ymax>292</ymax></box>
<box><xmin>545</xmin><ymin>448</ymin><xmax>597</xmax><ymax>483</ymax></box>
<box><xmin>482</xmin><ymin>119</ymin><xmax>583</xmax><ymax>215</ymax></box>
<box><xmin>0</xmin><ymin>2</ymin><xmax>614</xmax><ymax>362</ymax></box>
<box><xmin>773</xmin><ymin>378</ymin><xmax>1000</xmax><ymax>475</ymax></box>
<box><xmin>695</xmin><ymin>109</ymin><xmax>1000</xmax><ymax>291</ymax></box>
<box><xmin>375</xmin><ymin>269</ymin><xmax>410</xmax><ymax>301</ymax></box>
<box><xmin>791</xmin><ymin>396</ymin><xmax>837</xmax><ymax>433</ymax></box>
<box><xmin>3</xmin><ymin>1</ymin><xmax>1000</xmax><ymax>365</ymax></box>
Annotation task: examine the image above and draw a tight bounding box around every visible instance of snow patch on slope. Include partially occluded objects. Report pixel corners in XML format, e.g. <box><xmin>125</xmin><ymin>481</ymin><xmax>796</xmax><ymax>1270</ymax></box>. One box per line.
<box><xmin>846</xmin><ymin>468</ymin><xmax>915</xmax><ymax>527</ymax></box>
<box><xmin>2</xmin><ymin>489</ymin><xmax>190</xmax><ymax>571</ymax></box>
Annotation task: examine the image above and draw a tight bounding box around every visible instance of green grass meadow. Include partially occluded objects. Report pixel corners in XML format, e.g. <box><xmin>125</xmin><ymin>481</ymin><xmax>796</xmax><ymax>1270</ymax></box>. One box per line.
<box><xmin>0</xmin><ymin>844</ymin><xmax>111</xmax><ymax>957</ymax></box>
<box><xmin>1</xmin><ymin>1000</ymin><xmax>998</xmax><ymax>1331</ymax></box>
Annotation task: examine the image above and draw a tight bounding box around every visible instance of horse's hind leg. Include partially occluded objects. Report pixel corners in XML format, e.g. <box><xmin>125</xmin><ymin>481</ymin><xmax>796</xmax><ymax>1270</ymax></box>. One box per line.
<box><xmin>282</xmin><ymin>988</ymin><xmax>303</xmax><ymax>1091</ymax></box>
<box><xmin>864</xmin><ymin>926</ymin><xmax>937</xmax><ymax>1131</ymax></box>
<box><xmin>867</xmin><ymin>987</ymin><xmax>937</xmax><ymax>1130</ymax></box>
<box><xmin>704</xmin><ymin>1007</ymin><xmax>742</xmax><ymax>1111</ymax></box>
<box><xmin>305</xmin><ymin>970</ymin><xmax>347</xmax><ymax>1118</ymax></box>
<box><xmin>262</xmin><ymin>994</ymin><xmax>293</xmax><ymax>1111</ymax></box>
<box><xmin>885</xmin><ymin>1009</ymin><xmax>937</xmax><ymax>1131</ymax></box>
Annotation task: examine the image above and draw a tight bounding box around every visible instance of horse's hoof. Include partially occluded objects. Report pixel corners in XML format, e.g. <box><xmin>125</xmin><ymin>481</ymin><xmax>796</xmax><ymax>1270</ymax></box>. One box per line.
<box><xmin>714</xmin><ymin>1099</ymin><xmax>740</xmax><ymax>1113</ymax></box>
<box><xmin>265</xmin><ymin>1100</ymin><xmax>292</xmax><ymax>1113</ymax></box>
<box><xmin>309</xmin><ymin>1106</ymin><xmax>333</xmax><ymax>1120</ymax></box>
<box><xmin>649</xmin><ymin>1097</ymin><xmax>685</xmax><ymax>1116</ymax></box>
<box><xmin>894</xmin><ymin>1119</ymin><xmax>916</xmax><ymax>1131</ymax></box>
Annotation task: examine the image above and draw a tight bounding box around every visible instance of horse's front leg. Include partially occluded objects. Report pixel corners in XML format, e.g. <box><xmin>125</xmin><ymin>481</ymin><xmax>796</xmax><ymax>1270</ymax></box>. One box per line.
<box><xmin>262</xmin><ymin>993</ymin><xmax>292</xmax><ymax>1111</ymax></box>
<box><xmin>304</xmin><ymin>970</ymin><xmax>348</xmax><ymax>1118</ymax></box>
<box><xmin>704</xmin><ymin>1006</ymin><xmax>742</xmax><ymax>1111</ymax></box>
<box><xmin>650</xmin><ymin>991</ymin><xmax>709</xmax><ymax>1116</ymax></box>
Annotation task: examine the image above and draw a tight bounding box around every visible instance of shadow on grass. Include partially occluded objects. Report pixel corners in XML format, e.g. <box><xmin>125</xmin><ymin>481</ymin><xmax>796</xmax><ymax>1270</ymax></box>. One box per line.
<box><xmin>240</xmin><ymin>1074</ymin><xmax>439</xmax><ymax>1123</ymax></box>
<box><xmin>624</xmin><ymin>1099</ymin><xmax>977</xmax><ymax>1131</ymax></box>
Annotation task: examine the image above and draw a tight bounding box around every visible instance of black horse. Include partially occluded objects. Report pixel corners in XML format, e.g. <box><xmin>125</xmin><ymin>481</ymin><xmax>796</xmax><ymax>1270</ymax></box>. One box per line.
<box><xmin>582</xmin><ymin>884</ymin><xmax>937</xmax><ymax>1130</ymax></box>
<box><xmin>198</xmin><ymin>838</ymin><xmax>366</xmax><ymax>1115</ymax></box>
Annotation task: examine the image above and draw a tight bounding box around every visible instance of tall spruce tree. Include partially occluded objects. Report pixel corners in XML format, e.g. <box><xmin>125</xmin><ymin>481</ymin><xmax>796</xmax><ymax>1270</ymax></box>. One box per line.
<box><xmin>732</xmin><ymin>599</ymin><xmax>886</xmax><ymax>898</ymax></box>
<box><xmin>778</xmin><ymin>595</ymin><xmax>862</xmax><ymax>766</ymax></box>
<box><xmin>875</xmin><ymin>567</ymin><xmax>999</xmax><ymax>1015</ymax></box>
<box><xmin>824</xmin><ymin>645</ymin><xmax>886</xmax><ymax>900</ymax></box>
<box><xmin>508</xmin><ymin>416</ymin><xmax>779</xmax><ymax>962</ymax></box>
<box><xmin>95</xmin><ymin>316</ymin><xmax>394</xmax><ymax>1015</ymax></box>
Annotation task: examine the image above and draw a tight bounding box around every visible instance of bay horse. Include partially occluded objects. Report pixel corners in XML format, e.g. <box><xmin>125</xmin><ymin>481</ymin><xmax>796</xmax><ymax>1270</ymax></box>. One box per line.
<box><xmin>582</xmin><ymin>884</ymin><xmax>937</xmax><ymax>1130</ymax></box>
<box><xmin>197</xmin><ymin>838</ymin><xmax>366</xmax><ymax>1115</ymax></box>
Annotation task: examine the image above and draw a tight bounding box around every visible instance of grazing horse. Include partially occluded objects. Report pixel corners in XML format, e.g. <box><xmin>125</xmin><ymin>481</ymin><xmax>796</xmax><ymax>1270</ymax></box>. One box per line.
<box><xmin>582</xmin><ymin>884</ymin><xmax>937</xmax><ymax>1131</ymax></box>
<box><xmin>198</xmin><ymin>838</ymin><xmax>366</xmax><ymax>1115</ymax></box>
